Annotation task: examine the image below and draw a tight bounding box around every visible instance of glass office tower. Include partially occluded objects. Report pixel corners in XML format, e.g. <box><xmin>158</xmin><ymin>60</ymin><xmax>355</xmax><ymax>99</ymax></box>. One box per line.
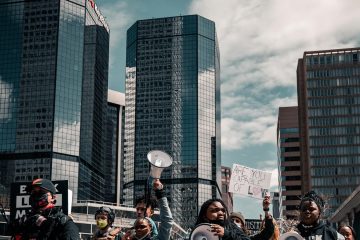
<box><xmin>124</xmin><ymin>15</ymin><xmax>221</xmax><ymax>229</ymax></box>
<box><xmin>297</xmin><ymin>48</ymin><xmax>360</xmax><ymax>216</ymax></box>
<box><xmin>0</xmin><ymin>0</ymin><xmax>109</xmax><ymax>206</ymax></box>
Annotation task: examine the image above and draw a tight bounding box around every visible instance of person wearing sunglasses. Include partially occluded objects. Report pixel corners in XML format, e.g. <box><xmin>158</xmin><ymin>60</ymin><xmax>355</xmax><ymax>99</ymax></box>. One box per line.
<box><xmin>9</xmin><ymin>178</ymin><xmax>80</xmax><ymax>239</ymax></box>
<box><xmin>194</xmin><ymin>199</ymin><xmax>250</xmax><ymax>240</ymax></box>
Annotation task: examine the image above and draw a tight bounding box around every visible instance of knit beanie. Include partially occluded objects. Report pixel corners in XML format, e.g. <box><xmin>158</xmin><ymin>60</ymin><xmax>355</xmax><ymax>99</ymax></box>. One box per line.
<box><xmin>230</xmin><ymin>212</ymin><xmax>245</xmax><ymax>225</ymax></box>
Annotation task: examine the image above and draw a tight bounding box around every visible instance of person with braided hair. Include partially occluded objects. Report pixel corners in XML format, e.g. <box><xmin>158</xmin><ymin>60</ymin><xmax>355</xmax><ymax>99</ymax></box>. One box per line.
<box><xmin>296</xmin><ymin>191</ymin><xmax>344</xmax><ymax>240</ymax></box>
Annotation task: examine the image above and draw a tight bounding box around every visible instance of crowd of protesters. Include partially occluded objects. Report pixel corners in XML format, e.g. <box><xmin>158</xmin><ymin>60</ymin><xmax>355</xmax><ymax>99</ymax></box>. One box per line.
<box><xmin>5</xmin><ymin>178</ymin><xmax>356</xmax><ymax>240</ymax></box>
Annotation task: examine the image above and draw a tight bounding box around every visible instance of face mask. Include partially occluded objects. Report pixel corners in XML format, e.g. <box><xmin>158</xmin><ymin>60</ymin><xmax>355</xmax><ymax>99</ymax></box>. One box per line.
<box><xmin>96</xmin><ymin>219</ymin><xmax>108</xmax><ymax>229</ymax></box>
<box><xmin>235</xmin><ymin>222</ymin><xmax>242</xmax><ymax>228</ymax></box>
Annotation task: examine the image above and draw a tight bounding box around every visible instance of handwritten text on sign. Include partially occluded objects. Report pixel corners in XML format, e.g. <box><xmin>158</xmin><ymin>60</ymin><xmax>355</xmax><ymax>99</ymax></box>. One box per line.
<box><xmin>229</xmin><ymin>164</ymin><xmax>272</xmax><ymax>199</ymax></box>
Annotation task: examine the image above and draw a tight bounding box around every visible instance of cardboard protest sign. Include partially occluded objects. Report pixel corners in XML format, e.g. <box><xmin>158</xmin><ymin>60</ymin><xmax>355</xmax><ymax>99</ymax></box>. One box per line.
<box><xmin>10</xmin><ymin>180</ymin><xmax>68</xmax><ymax>221</ymax></box>
<box><xmin>229</xmin><ymin>164</ymin><xmax>272</xmax><ymax>199</ymax></box>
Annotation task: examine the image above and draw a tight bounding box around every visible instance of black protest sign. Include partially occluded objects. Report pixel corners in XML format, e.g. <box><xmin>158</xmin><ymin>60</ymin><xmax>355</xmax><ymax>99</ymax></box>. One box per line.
<box><xmin>10</xmin><ymin>180</ymin><xmax>68</xmax><ymax>221</ymax></box>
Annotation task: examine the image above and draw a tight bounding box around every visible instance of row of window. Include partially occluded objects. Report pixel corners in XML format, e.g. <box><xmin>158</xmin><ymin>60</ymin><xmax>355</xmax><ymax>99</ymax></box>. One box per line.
<box><xmin>305</xmin><ymin>52</ymin><xmax>360</xmax><ymax>66</ymax></box>
<box><xmin>308</xmin><ymin>105</ymin><xmax>360</xmax><ymax>117</ymax></box>
<box><xmin>309</xmin><ymin>125</ymin><xmax>360</xmax><ymax>136</ymax></box>
<box><xmin>311</xmin><ymin>176</ymin><xmax>360</xmax><ymax>186</ymax></box>
<box><xmin>311</xmin><ymin>166</ymin><xmax>360</xmax><ymax>176</ymax></box>
<box><xmin>310</xmin><ymin>145</ymin><xmax>360</xmax><ymax>156</ymax></box>
<box><xmin>308</xmin><ymin>96</ymin><xmax>360</xmax><ymax>107</ymax></box>
<box><xmin>307</xmin><ymin>86</ymin><xmax>360</xmax><ymax>97</ymax></box>
<box><xmin>306</xmin><ymin>67</ymin><xmax>360</xmax><ymax>79</ymax></box>
<box><xmin>307</xmin><ymin>77</ymin><xmax>360</xmax><ymax>88</ymax></box>
<box><xmin>310</xmin><ymin>135</ymin><xmax>360</xmax><ymax>146</ymax></box>
<box><xmin>311</xmin><ymin>156</ymin><xmax>360</xmax><ymax>165</ymax></box>
<box><xmin>309</xmin><ymin>115</ymin><xmax>360</xmax><ymax>126</ymax></box>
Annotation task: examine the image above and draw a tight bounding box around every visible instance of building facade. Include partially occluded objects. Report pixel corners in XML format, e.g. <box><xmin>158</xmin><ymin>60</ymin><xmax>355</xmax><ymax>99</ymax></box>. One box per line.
<box><xmin>277</xmin><ymin>106</ymin><xmax>302</xmax><ymax>219</ymax></box>
<box><xmin>123</xmin><ymin>15</ymin><xmax>221</xmax><ymax>229</ymax></box>
<box><xmin>105</xmin><ymin>90</ymin><xmax>125</xmax><ymax>205</ymax></box>
<box><xmin>297</xmin><ymin>48</ymin><xmax>360</xmax><ymax>216</ymax></box>
<box><xmin>221</xmin><ymin>166</ymin><xmax>233</xmax><ymax>213</ymax></box>
<box><xmin>0</xmin><ymin>0</ymin><xmax>109</xmax><ymax>206</ymax></box>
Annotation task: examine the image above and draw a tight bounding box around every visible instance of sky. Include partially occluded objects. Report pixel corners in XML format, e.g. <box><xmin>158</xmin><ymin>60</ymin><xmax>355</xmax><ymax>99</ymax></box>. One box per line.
<box><xmin>96</xmin><ymin>0</ymin><xmax>360</xmax><ymax>219</ymax></box>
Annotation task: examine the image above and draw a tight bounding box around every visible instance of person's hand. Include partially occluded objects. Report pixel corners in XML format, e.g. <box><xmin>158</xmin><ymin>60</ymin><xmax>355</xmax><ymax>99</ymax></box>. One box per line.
<box><xmin>211</xmin><ymin>224</ymin><xmax>225</xmax><ymax>237</ymax></box>
<box><xmin>121</xmin><ymin>230</ymin><xmax>133</xmax><ymax>240</ymax></box>
<box><xmin>263</xmin><ymin>194</ymin><xmax>271</xmax><ymax>210</ymax></box>
<box><xmin>153</xmin><ymin>178</ymin><xmax>163</xmax><ymax>190</ymax></box>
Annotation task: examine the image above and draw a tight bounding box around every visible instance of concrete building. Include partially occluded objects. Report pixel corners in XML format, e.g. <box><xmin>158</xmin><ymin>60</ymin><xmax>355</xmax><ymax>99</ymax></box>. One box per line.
<box><xmin>329</xmin><ymin>185</ymin><xmax>360</xmax><ymax>238</ymax></box>
<box><xmin>0</xmin><ymin>0</ymin><xmax>110</xmax><ymax>206</ymax></box>
<box><xmin>277</xmin><ymin>106</ymin><xmax>302</xmax><ymax>219</ymax></box>
<box><xmin>221</xmin><ymin>166</ymin><xmax>233</xmax><ymax>213</ymax></box>
<box><xmin>297</xmin><ymin>48</ymin><xmax>360</xmax><ymax>216</ymax></box>
<box><xmin>123</xmin><ymin>15</ymin><xmax>221</xmax><ymax>229</ymax></box>
<box><xmin>105</xmin><ymin>90</ymin><xmax>125</xmax><ymax>204</ymax></box>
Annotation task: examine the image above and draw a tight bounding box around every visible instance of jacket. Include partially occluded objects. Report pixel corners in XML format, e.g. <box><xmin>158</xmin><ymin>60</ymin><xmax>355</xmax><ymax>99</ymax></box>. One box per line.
<box><xmin>91</xmin><ymin>226</ymin><xmax>121</xmax><ymax>240</ymax></box>
<box><xmin>297</xmin><ymin>222</ymin><xmax>345</xmax><ymax>240</ymax></box>
<box><xmin>250</xmin><ymin>216</ymin><xmax>275</xmax><ymax>240</ymax></box>
<box><xmin>223</xmin><ymin>222</ymin><xmax>251</xmax><ymax>240</ymax></box>
<box><xmin>10</xmin><ymin>207</ymin><xmax>80</xmax><ymax>240</ymax></box>
<box><xmin>131</xmin><ymin>195</ymin><xmax>173</xmax><ymax>240</ymax></box>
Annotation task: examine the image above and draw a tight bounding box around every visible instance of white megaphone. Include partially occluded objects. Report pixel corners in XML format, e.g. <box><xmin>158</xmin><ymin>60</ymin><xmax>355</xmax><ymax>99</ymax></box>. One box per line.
<box><xmin>147</xmin><ymin>150</ymin><xmax>173</xmax><ymax>178</ymax></box>
<box><xmin>280</xmin><ymin>232</ymin><xmax>304</xmax><ymax>240</ymax></box>
<box><xmin>189</xmin><ymin>224</ymin><xmax>219</xmax><ymax>240</ymax></box>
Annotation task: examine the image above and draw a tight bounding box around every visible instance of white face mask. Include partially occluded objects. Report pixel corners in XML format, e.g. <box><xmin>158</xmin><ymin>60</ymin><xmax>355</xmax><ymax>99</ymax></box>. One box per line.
<box><xmin>235</xmin><ymin>222</ymin><xmax>242</xmax><ymax>228</ymax></box>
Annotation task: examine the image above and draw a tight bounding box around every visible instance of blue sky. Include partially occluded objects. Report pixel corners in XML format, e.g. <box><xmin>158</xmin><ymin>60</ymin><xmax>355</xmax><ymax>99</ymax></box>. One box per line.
<box><xmin>96</xmin><ymin>0</ymin><xmax>360</xmax><ymax>219</ymax></box>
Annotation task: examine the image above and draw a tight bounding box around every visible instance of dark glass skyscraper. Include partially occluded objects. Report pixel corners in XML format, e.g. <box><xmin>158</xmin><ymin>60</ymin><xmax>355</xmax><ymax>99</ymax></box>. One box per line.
<box><xmin>124</xmin><ymin>15</ymin><xmax>221</xmax><ymax>229</ymax></box>
<box><xmin>297</xmin><ymin>48</ymin><xmax>360</xmax><ymax>216</ymax></box>
<box><xmin>0</xmin><ymin>0</ymin><xmax>109</xmax><ymax>206</ymax></box>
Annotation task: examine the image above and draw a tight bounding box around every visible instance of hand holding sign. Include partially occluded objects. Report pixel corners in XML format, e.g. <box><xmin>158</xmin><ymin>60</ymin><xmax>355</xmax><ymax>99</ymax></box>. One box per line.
<box><xmin>229</xmin><ymin>164</ymin><xmax>272</xmax><ymax>199</ymax></box>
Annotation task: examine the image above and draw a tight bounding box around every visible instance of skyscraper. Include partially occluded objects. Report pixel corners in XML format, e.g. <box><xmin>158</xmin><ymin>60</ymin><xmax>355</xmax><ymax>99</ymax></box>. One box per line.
<box><xmin>124</xmin><ymin>15</ymin><xmax>221</xmax><ymax>228</ymax></box>
<box><xmin>297</xmin><ymin>48</ymin><xmax>360</xmax><ymax>216</ymax></box>
<box><xmin>0</xmin><ymin>0</ymin><xmax>109</xmax><ymax>206</ymax></box>
<box><xmin>277</xmin><ymin>106</ymin><xmax>302</xmax><ymax>219</ymax></box>
<box><xmin>105</xmin><ymin>90</ymin><xmax>125</xmax><ymax>204</ymax></box>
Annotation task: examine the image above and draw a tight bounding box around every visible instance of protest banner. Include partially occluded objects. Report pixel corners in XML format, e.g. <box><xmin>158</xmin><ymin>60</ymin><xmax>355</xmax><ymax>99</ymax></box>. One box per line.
<box><xmin>229</xmin><ymin>164</ymin><xmax>272</xmax><ymax>199</ymax></box>
<box><xmin>10</xmin><ymin>180</ymin><xmax>68</xmax><ymax>221</ymax></box>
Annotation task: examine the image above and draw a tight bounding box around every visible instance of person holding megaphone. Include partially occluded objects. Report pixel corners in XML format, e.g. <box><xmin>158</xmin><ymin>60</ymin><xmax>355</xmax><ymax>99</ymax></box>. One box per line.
<box><xmin>191</xmin><ymin>198</ymin><xmax>250</xmax><ymax>240</ymax></box>
<box><xmin>122</xmin><ymin>179</ymin><xmax>173</xmax><ymax>240</ymax></box>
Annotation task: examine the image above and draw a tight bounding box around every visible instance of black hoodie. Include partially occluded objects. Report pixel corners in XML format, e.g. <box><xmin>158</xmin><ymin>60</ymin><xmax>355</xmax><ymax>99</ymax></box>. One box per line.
<box><xmin>296</xmin><ymin>221</ymin><xmax>344</xmax><ymax>240</ymax></box>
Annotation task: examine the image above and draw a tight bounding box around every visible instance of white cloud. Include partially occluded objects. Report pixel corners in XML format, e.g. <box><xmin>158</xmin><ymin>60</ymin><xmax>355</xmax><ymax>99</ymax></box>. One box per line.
<box><xmin>99</xmin><ymin>2</ymin><xmax>133</xmax><ymax>66</ymax></box>
<box><xmin>190</xmin><ymin>0</ymin><xmax>360</xmax><ymax>152</ymax></box>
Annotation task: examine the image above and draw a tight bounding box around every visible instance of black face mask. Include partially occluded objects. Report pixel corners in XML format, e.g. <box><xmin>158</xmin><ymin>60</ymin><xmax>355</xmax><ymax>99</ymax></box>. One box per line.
<box><xmin>29</xmin><ymin>192</ymin><xmax>49</xmax><ymax>209</ymax></box>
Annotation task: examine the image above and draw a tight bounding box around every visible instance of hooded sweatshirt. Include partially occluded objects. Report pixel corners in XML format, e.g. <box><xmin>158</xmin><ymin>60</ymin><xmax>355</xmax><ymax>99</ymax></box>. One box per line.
<box><xmin>297</xmin><ymin>221</ymin><xmax>345</xmax><ymax>240</ymax></box>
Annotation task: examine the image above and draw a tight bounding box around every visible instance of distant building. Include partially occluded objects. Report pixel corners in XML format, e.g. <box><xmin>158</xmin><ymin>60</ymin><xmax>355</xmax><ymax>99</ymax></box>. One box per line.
<box><xmin>277</xmin><ymin>106</ymin><xmax>302</xmax><ymax>219</ymax></box>
<box><xmin>123</xmin><ymin>15</ymin><xmax>221</xmax><ymax>229</ymax></box>
<box><xmin>271</xmin><ymin>192</ymin><xmax>280</xmax><ymax>219</ymax></box>
<box><xmin>297</xmin><ymin>48</ymin><xmax>360</xmax><ymax>216</ymax></box>
<box><xmin>329</xmin><ymin>185</ymin><xmax>360</xmax><ymax>237</ymax></box>
<box><xmin>105</xmin><ymin>90</ymin><xmax>125</xmax><ymax>204</ymax></box>
<box><xmin>0</xmin><ymin>0</ymin><xmax>109</xmax><ymax>206</ymax></box>
<box><xmin>221</xmin><ymin>166</ymin><xmax>233</xmax><ymax>213</ymax></box>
